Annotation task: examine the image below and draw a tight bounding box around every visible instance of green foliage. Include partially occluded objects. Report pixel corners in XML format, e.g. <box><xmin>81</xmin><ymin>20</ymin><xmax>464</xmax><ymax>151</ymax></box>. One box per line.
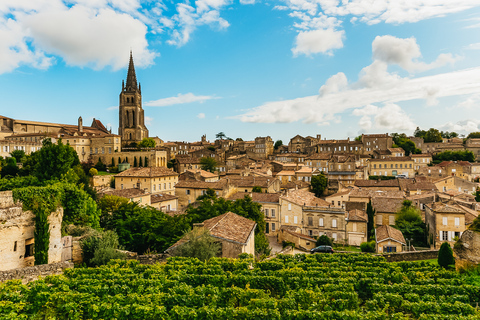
<box><xmin>0</xmin><ymin>175</ymin><xmax>42</xmax><ymax>191</ymax></box>
<box><xmin>133</xmin><ymin>157</ymin><xmax>138</xmax><ymax>167</ymax></box>
<box><xmin>252</xmin><ymin>186</ymin><xmax>262</xmax><ymax>193</ymax></box>
<box><xmin>432</xmin><ymin>150</ymin><xmax>475</xmax><ymax>163</ymax></box>
<box><xmin>97</xmin><ymin>195</ymin><xmax>129</xmax><ymax>227</ymax></box>
<box><xmin>414</xmin><ymin>127</ymin><xmax>443</xmax><ymax>143</ymax></box>
<box><xmin>441</xmin><ymin>131</ymin><xmax>458</xmax><ymax>139</ymax></box>
<box><xmin>139</xmin><ymin>156</ymin><xmax>143</xmax><ymax>167</ymax></box>
<box><xmin>438</xmin><ymin>242</ymin><xmax>455</xmax><ymax>269</ymax></box>
<box><xmin>390</xmin><ymin>133</ymin><xmax>421</xmax><ymax>155</ymax></box>
<box><xmin>467</xmin><ymin>132</ymin><xmax>480</xmax><ymax>139</ymax></box>
<box><xmin>200</xmin><ymin>157</ymin><xmax>217</xmax><ymax>173</ymax></box>
<box><xmin>171</xmin><ymin>228</ymin><xmax>221</xmax><ymax>261</ymax></box>
<box><xmin>360</xmin><ymin>241</ymin><xmax>376</xmax><ymax>252</ymax></box>
<box><xmin>81</xmin><ymin>230</ymin><xmax>125</xmax><ymax>267</ymax></box>
<box><xmin>10</xmin><ymin>149</ymin><xmax>26</xmax><ymax>163</ymax></box>
<box><xmin>34</xmin><ymin>138</ymin><xmax>80</xmax><ymax>181</ymax></box>
<box><xmin>144</xmin><ymin>156</ymin><xmax>148</xmax><ymax>167</ymax></box>
<box><xmin>369</xmin><ymin>175</ymin><xmax>396</xmax><ymax>180</ymax></box>
<box><xmin>1</xmin><ymin>157</ymin><xmax>19</xmax><ymax>177</ymax></box>
<box><xmin>138</xmin><ymin>137</ymin><xmax>156</xmax><ymax>148</ymax></box>
<box><xmin>354</xmin><ymin>135</ymin><xmax>362</xmax><ymax>142</ymax></box>
<box><xmin>366</xmin><ymin>201</ymin><xmax>375</xmax><ymax>240</ymax></box>
<box><xmin>274</xmin><ymin>140</ymin><xmax>283</xmax><ymax>150</ymax></box>
<box><xmin>167</xmin><ymin>158</ymin><xmax>176</xmax><ymax>169</ymax></box>
<box><xmin>215</xmin><ymin>132</ymin><xmax>226</xmax><ymax>140</ymax></box>
<box><xmin>311</xmin><ymin>173</ymin><xmax>328</xmax><ymax>197</ymax></box>
<box><xmin>89</xmin><ymin>168</ymin><xmax>98</xmax><ymax>176</ymax></box>
<box><xmin>94</xmin><ymin>159</ymin><xmax>107</xmax><ymax>171</ymax></box>
<box><xmin>208</xmin><ymin>146</ymin><xmax>215</xmax><ymax>151</ymax></box>
<box><xmin>316</xmin><ymin>235</ymin><xmax>333</xmax><ymax>247</ymax></box>
<box><xmin>395</xmin><ymin>200</ymin><xmax>427</xmax><ymax>247</ymax></box>
<box><xmin>475</xmin><ymin>188</ymin><xmax>480</xmax><ymax>204</ymax></box>
<box><xmin>2</xmin><ymin>254</ymin><xmax>477</xmax><ymax>319</ymax></box>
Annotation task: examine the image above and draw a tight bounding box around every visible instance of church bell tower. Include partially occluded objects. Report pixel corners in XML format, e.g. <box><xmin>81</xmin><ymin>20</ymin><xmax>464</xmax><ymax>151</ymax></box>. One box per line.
<box><xmin>118</xmin><ymin>51</ymin><xmax>149</xmax><ymax>146</ymax></box>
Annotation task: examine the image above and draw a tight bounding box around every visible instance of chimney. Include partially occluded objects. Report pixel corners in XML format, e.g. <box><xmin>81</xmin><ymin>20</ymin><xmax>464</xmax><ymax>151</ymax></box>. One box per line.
<box><xmin>78</xmin><ymin>116</ymin><xmax>83</xmax><ymax>132</ymax></box>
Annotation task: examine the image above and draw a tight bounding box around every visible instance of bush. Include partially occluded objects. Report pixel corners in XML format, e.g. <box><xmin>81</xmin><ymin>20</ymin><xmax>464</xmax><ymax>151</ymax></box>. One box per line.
<box><xmin>171</xmin><ymin>228</ymin><xmax>221</xmax><ymax>261</ymax></box>
<box><xmin>89</xmin><ymin>168</ymin><xmax>98</xmax><ymax>176</ymax></box>
<box><xmin>316</xmin><ymin>235</ymin><xmax>333</xmax><ymax>247</ymax></box>
<box><xmin>360</xmin><ymin>241</ymin><xmax>376</xmax><ymax>253</ymax></box>
<box><xmin>438</xmin><ymin>242</ymin><xmax>455</xmax><ymax>269</ymax></box>
<box><xmin>282</xmin><ymin>241</ymin><xmax>295</xmax><ymax>249</ymax></box>
<box><xmin>80</xmin><ymin>230</ymin><xmax>125</xmax><ymax>267</ymax></box>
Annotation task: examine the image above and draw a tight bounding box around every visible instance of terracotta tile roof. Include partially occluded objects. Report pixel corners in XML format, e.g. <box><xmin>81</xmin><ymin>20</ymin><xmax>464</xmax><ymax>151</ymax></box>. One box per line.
<box><xmin>354</xmin><ymin>179</ymin><xmax>400</xmax><ymax>188</ymax></box>
<box><xmin>150</xmin><ymin>193</ymin><xmax>178</xmax><ymax>204</ymax></box>
<box><xmin>185</xmin><ymin>169</ymin><xmax>218</xmax><ymax>178</ymax></box>
<box><xmin>410</xmin><ymin>154</ymin><xmax>432</xmax><ymax>158</ymax></box>
<box><xmin>224</xmin><ymin>176</ymin><xmax>276</xmax><ymax>188</ymax></box>
<box><xmin>174</xmin><ymin>180</ymin><xmax>228</xmax><ymax>190</ymax></box>
<box><xmin>306</xmin><ymin>154</ymin><xmax>331</xmax><ymax>160</ymax></box>
<box><xmin>349</xmin><ymin>189</ymin><xmax>405</xmax><ymax>199</ymax></box>
<box><xmin>282</xmin><ymin>180</ymin><xmax>311</xmax><ymax>189</ymax></box>
<box><xmin>388</xmin><ymin>148</ymin><xmax>405</xmax><ymax>153</ymax></box>
<box><xmin>202</xmin><ymin>212</ymin><xmax>257</xmax><ymax>244</ymax></box>
<box><xmin>458</xmin><ymin>205</ymin><xmax>479</xmax><ymax>225</ymax></box>
<box><xmin>101</xmin><ymin>188</ymin><xmax>148</xmax><ymax>198</ymax></box>
<box><xmin>295</xmin><ymin>167</ymin><xmax>314</xmax><ymax>174</ymax></box>
<box><xmin>175</xmin><ymin>157</ymin><xmax>201</xmax><ymax>164</ymax></box>
<box><xmin>370</xmin><ymin>156</ymin><xmax>412</xmax><ymax>162</ymax></box>
<box><xmin>283</xmin><ymin>229</ymin><xmax>316</xmax><ymax>242</ymax></box>
<box><xmin>276</xmin><ymin>170</ymin><xmax>296</xmax><ymax>176</ymax></box>
<box><xmin>347</xmin><ymin>209</ymin><xmax>367</xmax><ymax>222</ymax></box>
<box><xmin>376</xmin><ymin>225</ymin><xmax>406</xmax><ymax>244</ymax></box>
<box><xmin>372</xmin><ymin>197</ymin><xmax>405</xmax><ymax>213</ymax></box>
<box><xmin>115</xmin><ymin>167</ymin><xmax>178</xmax><ymax>178</ymax></box>
<box><xmin>325</xmin><ymin>190</ymin><xmax>351</xmax><ymax>199</ymax></box>
<box><xmin>281</xmin><ymin>189</ymin><xmax>330</xmax><ymax>207</ymax></box>
<box><xmin>227</xmin><ymin>192</ymin><xmax>280</xmax><ymax>203</ymax></box>
<box><xmin>399</xmin><ymin>179</ymin><xmax>438</xmax><ymax>192</ymax></box>
<box><xmin>429</xmin><ymin>202</ymin><xmax>464</xmax><ymax>214</ymax></box>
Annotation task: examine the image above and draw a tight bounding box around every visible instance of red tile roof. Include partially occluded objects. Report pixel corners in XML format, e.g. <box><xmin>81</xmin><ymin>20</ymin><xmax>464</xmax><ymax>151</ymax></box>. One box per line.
<box><xmin>376</xmin><ymin>225</ymin><xmax>406</xmax><ymax>244</ymax></box>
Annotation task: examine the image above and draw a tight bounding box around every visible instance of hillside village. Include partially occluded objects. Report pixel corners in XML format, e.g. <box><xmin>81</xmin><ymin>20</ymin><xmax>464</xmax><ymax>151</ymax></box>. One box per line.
<box><xmin>1</xmin><ymin>53</ymin><xmax>480</xmax><ymax>272</ymax></box>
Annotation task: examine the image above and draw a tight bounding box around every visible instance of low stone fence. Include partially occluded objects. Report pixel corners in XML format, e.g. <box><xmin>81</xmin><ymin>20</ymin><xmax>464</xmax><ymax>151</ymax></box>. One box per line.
<box><xmin>123</xmin><ymin>251</ymin><xmax>170</xmax><ymax>265</ymax></box>
<box><xmin>380</xmin><ymin>250</ymin><xmax>439</xmax><ymax>262</ymax></box>
<box><xmin>0</xmin><ymin>261</ymin><xmax>74</xmax><ymax>284</ymax></box>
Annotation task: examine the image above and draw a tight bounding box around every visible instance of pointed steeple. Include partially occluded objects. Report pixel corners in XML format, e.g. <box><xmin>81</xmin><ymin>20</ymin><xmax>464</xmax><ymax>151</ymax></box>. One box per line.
<box><xmin>125</xmin><ymin>51</ymin><xmax>138</xmax><ymax>91</ymax></box>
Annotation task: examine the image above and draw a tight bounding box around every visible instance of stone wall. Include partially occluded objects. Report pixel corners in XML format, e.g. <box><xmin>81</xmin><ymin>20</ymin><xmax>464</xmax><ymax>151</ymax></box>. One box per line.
<box><xmin>0</xmin><ymin>261</ymin><xmax>74</xmax><ymax>284</ymax></box>
<box><xmin>125</xmin><ymin>252</ymin><xmax>170</xmax><ymax>264</ymax></box>
<box><xmin>380</xmin><ymin>250</ymin><xmax>439</xmax><ymax>262</ymax></box>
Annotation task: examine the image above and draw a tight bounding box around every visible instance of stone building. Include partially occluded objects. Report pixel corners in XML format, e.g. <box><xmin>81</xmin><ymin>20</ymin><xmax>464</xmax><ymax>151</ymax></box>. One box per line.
<box><xmin>345</xmin><ymin>209</ymin><xmax>368</xmax><ymax>246</ymax></box>
<box><xmin>114</xmin><ymin>167</ymin><xmax>178</xmax><ymax>195</ymax></box>
<box><xmin>174</xmin><ymin>180</ymin><xmax>236</xmax><ymax>208</ymax></box>
<box><xmin>118</xmin><ymin>52</ymin><xmax>148</xmax><ymax>146</ymax></box>
<box><xmin>254</xmin><ymin>136</ymin><xmax>274</xmax><ymax>159</ymax></box>
<box><xmin>425</xmin><ymin>202</ymin><xmax>466</xmax><ymax>249</ymax></box>
<box><xmin>0</xmin><ymin>191</ymin><xmax>63</xmax><ymax>271</ymax></box>
<box><xmin>375</xmin><ymin>225</ymin><xmax>406</xmax><ymax>253</ymax></box>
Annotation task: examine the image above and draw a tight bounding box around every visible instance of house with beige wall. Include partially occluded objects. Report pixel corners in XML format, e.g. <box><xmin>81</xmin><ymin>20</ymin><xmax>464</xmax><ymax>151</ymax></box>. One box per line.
<box><xmin>411</xmin><ymin>153</ymin><xmax>432</xmax><ymax>170</ymax></box>
<box><xmin>345</xmin><ymin>209</ymin><xmax>368</xmax><ymax>246</ymax></box>
<box><xmin>434</xmin><ymin>176</ymin><xmax>478</xmax><ymax>194</ymax></box>
<box><xmin>225</xmin><ymin>176</ymin><xmax>281</xmax><ymax>193</ymax></box>
<box><xmin>375</xmin><ymin>225</ymin><xmax>406</xmax><ymax>253</ymax></box>
<box><xmin>278</xmin><ymin>226</ymin><xmax>317</xmax><ymax>251</ymax></box>
<box><xmin>100</xmin><ymin>188</ymin><xmax>151</xmax><ymax>206</ymax></box>
<box><xmin>0</xmin><ymin>191</ymin><xmax>63</xmax><ymax>271</ymax></box>
<box><xmin>372</xmin><ymin>197</ymin><xmax>405</xmax><ymax>227</ymax></box>
<box><xmin>174</xmin><ymin>180</ymin><xmax>235</xmax><ymax>208</ymax></box>
<box><xmin>115</xmin><ymin>167</ymin><xmax>178</xmax><ymax>195</ymax></box>
<box><xmin>368</xmin><ymin>157</ymin><xmax>415</xmax><ymax>178</ymax></box>
<box><xmin>425</xmin><ymin>202</ymin><xmax>466</xmax><ymax>249</ymax></box>
<box><xmin>150</xmin><ymin>193</ymin><xmax>178</xmax><ymax>212</ymax></box>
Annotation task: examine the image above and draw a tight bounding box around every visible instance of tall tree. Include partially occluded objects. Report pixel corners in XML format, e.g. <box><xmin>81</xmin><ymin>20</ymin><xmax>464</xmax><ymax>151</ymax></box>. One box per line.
<box><xmin>200</xmin><ymin>157</ymin><xmax>217</xmax><ymax>173</ymax></box>
<box><xmin>424</xmin><ymin>128</ymin><xmax>443</xmax><ymax>143</ymax></box>
<box><xmin>274</xmin><ymin>140</ymin><xmax>283</xmax><ymax>150</ymax></box>
<box><xmin>10</xmin><ymin>150</ymin><xmax>26</xmax><ymax>163</ymax></box>
<box><xmin>215</xmin><ymin>132</ymin><xmax>226</xmax><ymax>140</ymax></box>
<box><xmin>311</xmin><ymin>173</ymin><xmax>328</xmax><ymax>197</ymax></box>
<box><xmin>467</xmin><ymin>132</ymin><xmax>480</xmax><ymax>139</ymax></box>
<box><xmin>366</xmin><ymin>200</ymin><xmax>375</xmax><ymax>240</ymax></box>
<box><xmin>34</xmin><ymin>138</ymin><xmax>80</xmax><ymax>181</ymax></box>
<box><xmin>438</xmin><ymin>242</ymin><xmax>455</xmax><ymax>269</ymax></box>
<box><xmin>394</xmin><ymin>200</ymin><xmax>427</xmax><ymax>247</ymax></box>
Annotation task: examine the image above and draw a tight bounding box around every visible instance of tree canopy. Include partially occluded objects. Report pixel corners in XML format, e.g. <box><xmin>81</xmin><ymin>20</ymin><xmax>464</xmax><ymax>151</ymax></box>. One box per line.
<box><xmin>200</xmin><ymin>157</ymin><xmax>217</xmax><ymax>173</ymax></box>
<box><xmin>215</xmin><ymin>132</ymin><xmax>226</xmax><ymax>140</ymax></box>
<box><xmin>467</xmin><ymin>132</ymin><xmax>480</xmax><ymax>139</ymax></box>
<box><xmin>274</xmin><ymin>140</ymin><xmax>283</xmax><ymax>150</ymax></box>
<box><xmin>414</xmin><ymin>127</ymin><xmax>443</xmax><ymax>143</ymax></box>
<box><xmin>391</xmin><ymin>133</ymin><xmax>421</xmax><ymax>156</ymax></box>
<box><xmin>432</xmin><ymin>150</ymin><xmax>475</xmax><ymax>163</ymax></box>
<box><xmin>34</xmin><ymin>138</ymin><xmax>80</xmax><ymax>181</ymax></box>
<box><xmin>311</xmin><ymin>173</ymin><xmax>328</xmax><ymax>197</ymax></box>
<box><xmin>394</xmin><ymin>200</ymin><xmax>427</xmax><ymax>247</ymax></box>
<box><xmin>138</xmin><ymin>137</ymin><xmax>156</xmax><ymax>148</ymax></box>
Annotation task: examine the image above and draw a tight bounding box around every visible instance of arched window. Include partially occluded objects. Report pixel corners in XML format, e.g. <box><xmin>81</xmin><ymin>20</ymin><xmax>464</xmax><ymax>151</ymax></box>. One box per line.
<box><xmin>129</xmin><ymin>133</ymin><xmax>132</xmax><ymax>140</ymax></box>
<box><xmin>132</xmin><ymin>97</ymin><xmax>135</xmax><ymax>103</ymax></box>
<box><xmin>126</xmin><ymin>97</ymin><xmax>130</xmax><ymax>103</ymax></box>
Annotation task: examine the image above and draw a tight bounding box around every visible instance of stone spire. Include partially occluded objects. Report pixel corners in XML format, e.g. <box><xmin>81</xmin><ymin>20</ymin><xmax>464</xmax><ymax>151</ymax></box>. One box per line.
<box><xmin>125</xmin><ymin>51</ymin><xmax>138</xmax><ymax>92</ymax></box>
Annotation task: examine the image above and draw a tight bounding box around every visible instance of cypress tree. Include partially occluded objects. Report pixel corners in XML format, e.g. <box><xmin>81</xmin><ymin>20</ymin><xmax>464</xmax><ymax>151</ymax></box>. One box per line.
<box><xmin>139</xmin><ymin>157</ymin><xmax>143</xmax><ymax>167</ymax></box>
<box><xmin>366</xmin><ymin>200</ymin><xmax>376</xmax><ymax>240</ymax></box>
<box><xmin>134</xmin><ymin>157</ymin><xmax>137</xmax><ymax>167</ymax></box>
<box><xmin>145</xmin><ymin>157</ymin><xmax>148</xmax><ymax>167</ymax></box>
<box><xmin>438</xmin><ymin>242</ymin><xmax>455</xmax><ymax>269</ymax></box>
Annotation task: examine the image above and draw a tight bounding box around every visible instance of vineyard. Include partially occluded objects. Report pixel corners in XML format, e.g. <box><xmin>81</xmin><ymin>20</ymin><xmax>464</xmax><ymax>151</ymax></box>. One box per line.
<box><xmin>1</xmin><ymin>253</ymin><xmax>480</xmax><ymax>319</ymax></box>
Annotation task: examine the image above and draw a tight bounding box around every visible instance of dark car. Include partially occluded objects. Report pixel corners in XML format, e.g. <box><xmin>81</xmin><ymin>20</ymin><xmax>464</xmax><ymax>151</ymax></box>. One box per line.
<box><xmin>310</xmin><ymin>245</ymin><xmax>334</xmax><ymax>254</ymax></box>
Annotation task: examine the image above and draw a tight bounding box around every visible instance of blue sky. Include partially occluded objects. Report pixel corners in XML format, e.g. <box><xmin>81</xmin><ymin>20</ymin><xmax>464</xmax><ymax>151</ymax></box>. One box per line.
<box><xmin>1</xmin><ymin>1</ymin><xmax>480</xmax><ymax>143</ymax></box>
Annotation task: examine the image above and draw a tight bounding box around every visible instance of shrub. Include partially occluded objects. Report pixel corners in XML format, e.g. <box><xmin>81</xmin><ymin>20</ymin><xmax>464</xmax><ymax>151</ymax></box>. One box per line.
<box><xmin>282</xmin><ymin>241</ymin><xmax>295</xmax><ymax>249</ymax></box>
<box><xmin>81</xmin><ymin>230</ymin><xmax>125</xmax><ymax>267</ymax></box>
<box><xmin>316</xmin><ymin>235</ymin><xmax>333</xmax><ymax>247</ymax></box>
<box><xmin>360</xmin><ymin>241</ymin><xmax>376</xmax><ymax>253</ymax></box>
<box><xmin>438</xmin><ymin>242</ymin><xmax>455</xmax><ymax>269</ymax></box>
<box><xmin>89</xmin><ymin>168</ymin><xmax>98</xmax><ymax>176</ymax></box>
<box><xmin>171</xmin><ymin>228</ymin><xmax>221</xmax><ymax>262</ymax></box>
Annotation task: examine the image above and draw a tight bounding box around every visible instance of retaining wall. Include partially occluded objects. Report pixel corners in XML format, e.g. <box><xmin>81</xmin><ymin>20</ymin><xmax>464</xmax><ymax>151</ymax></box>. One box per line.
<box><xmin>380</xmin><ymin>250</ymin><xmax>439</xmax><ymax>262</ymax></box>
<box><xmin>0</xmin><ymin>261</ymin><xmax>74</xmax><ymax>284</ymax></box>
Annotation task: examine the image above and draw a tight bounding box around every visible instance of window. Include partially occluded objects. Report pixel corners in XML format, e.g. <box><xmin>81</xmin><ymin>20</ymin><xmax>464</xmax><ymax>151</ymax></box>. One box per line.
<box><xmin>319</xmin><ymin>218</ymin><xmax>324</xmax><ymax>226</ymax></box>
<box><xmin>384</xmin><ymin>246</ymin><xmax>396</xmax><ymax>253</ymax></box>
<box><xmin>271</xmin><ymin>209</ymin><xmax>275</xmax><ymax>217</ymax></box>
<box><xmin>288</xmin><ymin>203</ymin><xmax>291</xmax><ymax>211</ymax></box>
<box><xmin>332</xmin><ymin>219</ymin><xmax>337</xmax><ymax>228</ymax></box>
<box><xmin>121</xmin><ymin>184</ymin><xmax>123</xmax><ymax>189</ymax></box>
<box><xmin>265</xmin><ymin>209</ymin><xmax>269</xmax><ymax>217</ymax></box>
<box><xmin>294</xmin><ymin>216</ymin><xmax>298</xmax><ymax>224</ymax></box>
<box><xmin>377</xmin><ymin>215</ymin><xmax>383</xmax><ymax>225</ymax></box>
<box><xmin>332</xmin><ymin>233</ymin><xmax>337</xmax><ymax>241</ymax></box>
<box><xmin>455</xmin><ymin>217</ymin><xmax>460</xmax><ymax>226</ymax></box>
<box><xmin>285</xmin><ymin>216</ymin><xmax>289</xmax><ymax>223</ymax></box>
<box><xmin>308</xmin><ymin>217</ymin><xmax>313</xmax><ymax>226</ymax></box>
<box><xmin>186</xmin><ymin>190</ymin><xmax>190</xmax><ymax>195</ymax></box>
<box><xmin>443</xmin><ymin>217</ymin><xmax>447</xmax><ymax>226</ymax></box>
<box><xmin>389</xmin><ymin>215</ymin><xmax>395</xmax><ymax>225</ymax></box>
<box><xmin>13</xmin><ymin>241</ymin><xmax>17</xmax><ymax>252</ymax></box>
<box><xmin>153</xmin><ymin>185</ymin><xmax>156</xmax><ymax>191</ymax></box>
<box><xmin>309</xmin><ymin>230</ymin><xmax>313</xmax><ymax>236</ymax></box>
<box><xmin>164</xmin><ymin>183</ymin><xmax>166</xmax><ymax>190</ymax></box>
<box><xmin>271</xmin><ymin>223</ymin><xmax>275</xmax><ymax>232</ymax></box>
<box><xmin>24</xmin><ymin>238</ymin><xmax>34</xmax><ymax>258</ymax></box>
<box><xmin>441</xmin><ymin>231</ymin><xmax>448</xmax><ymax>241</ymax></box>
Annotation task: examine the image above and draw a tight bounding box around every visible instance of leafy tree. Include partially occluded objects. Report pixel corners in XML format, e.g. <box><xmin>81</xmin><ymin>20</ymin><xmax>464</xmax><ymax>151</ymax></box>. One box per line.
<box><xmin>391</xmin><ymin>133</ymin><xmax>421</xmax><ymax>155</ymax></box>
<box><xmin>235</xmin><ymin>138</ymin><xmax>243</xmax><ymax>141</ymax></box>
<box><xmin>432</xmin><ymin>150</ymin><xmax>475</xmax><ymax>163</ymax></box>
<box><xmin>138</xmin><ymin>137</ymin><xmax>156</xmax><ymax>148</ymax></box>
<box><xmin>467</xmin><ymin>132</ymin><xmax>480</xmax><ymax>139</ymax></box>
<box><xmin>316</xmin><ymin>235</ymin><xmax>333</xmax><ymax>247</ymax></box>
<box><xmin>10</xmin><ymin>150</ymin><xmax>26</xmax><ymax>163</ymax></box>
<box><xmin>94</xmin><ymin>159</ymin><xmax>107</xmax><ymax>171</ymax></box>
<box><xmin>34</xmin><ymin>138</ymin><xmax>79</xmax><ymax>181</ymax></box>
<box><xmin>366</xmin><ymin>200</ymin><xmax>376</xmax><ymax>240</ymax></box>
<box><xmin>476</xmin><ymin>188</ymin><xmax>480</xmax><ymax>203</ymax></box>
<box><xmin>200</xmin><ymin>157</ymin><xmax>217</xmax><ymax>173</ymax></box>
<box><xmin>167</xmin><ymin>158</ymin><xmax>176</xmax><ymax>169</ymax></box>
<box><xmin>89</xmin><ymin>168</ymin><xmax>98</xmax><ymax>176</ymax></box>
<box><xmin>424</xmin><ymin>128</ymin><xmax>443</xmax><ymax>143</ymax></box>
<box><xmin>360</xmin><ymin>241</ymin><xmax>376</xmax><ymax>252</ymax></box>
<box><xmin>441</xmin><ymin>131</ymin><xmax>458</xmax><ymax>139</ymax></box>
<box><xmin>81</xmin><ymin>230</ymin><xmax>125</xmax><ymax>267</ymax></box>
<box><xmin>394</xmin><ymin>200</ymin><xmax>427</xmax><ymax>247</ymax></box>
<box><xmin>274</xmin><ymin>140</ymin><xmax>283</xmax><ymax>150</ymax></box>
<box><xmin>252</xmin><ymin>186</ymin><xmax>262</xmax><ymax>193</ymax></box>
<box><xmin>0</xmin><ymin>176</ymin><xmax>42</xmax><ymax>191</ymax></box>
<box><xmin>171</xmin><ymin>228</ymin><xmax>221</xmax><ymax>261</ymax></box>
<box><xmin>354</xmin><ymin>135</ymin><xmax>362</xmax><ymax>142</ymax></box>
<box><xmin>215</xmin><ymin>132</ymin><xmax>226</xmax><ymax>140</ymax></box>
<box><xmin>311</xmin><ymin>173</ymin><xmax>328</xmax><ymax>197</ymax></box>
<box><xmin>208</xmin><ymin>146</ymin><xmax>215</xmax><ymax>151</ymax></box>
<box><xmin>111</xmin><ymin>157</ymin><xmax>115</xmax><ymax>167</ymax></box>
<box><xmin>414</xmin><ymin>127</ymin><xmax>426</xmax><ymax>138</ymax></box>
<box><xmin>1</xmin><ymin>157</ymin><xmax>19</xmax><ymax>177</ymax></box>
<box><xmin>438</xmin><ymin>242</ymin><xmax>455</xmax><ymax>269</ymax></box>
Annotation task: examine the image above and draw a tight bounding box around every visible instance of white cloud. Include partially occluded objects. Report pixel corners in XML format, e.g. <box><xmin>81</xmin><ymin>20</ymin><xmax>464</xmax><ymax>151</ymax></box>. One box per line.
<box><xmin>439</xmin><ymin>120</ymin><xmax>480</xmax><ymax>133</ymax></box>
<box><xmin>145</xmin><ymin>116</ymin><xmax>153</xmax><ymax>126</ymax></box>
<box><xmin>353</xmin><ymin>103</ymin><xmax>416</xmax><ymax>131</ymax></box>
<box><xmin>240</xmin><ymin>0</ymin><xmax>256</xmax><ymax>4</ymax></box>
<box><xmin>452</xmin><ymin>94</ymin><xmax>480</xmax><ymax>110</ymax></box>
<box><xmin>372</xmin><ymin>35</ymin><xmax>457</xmax><ymax>73</ymax></box>
<box><xmin>292</xmin><ymin>28</ymin><xmax>344</xmax><ymax>56</ymax></box>
<box><xmin>465</xmin><ymin>42</ymin><xmax>480</xmax><ymax>50</ymax></box>
<box><xmin>197</xmin><ymin>113</ymin><xmax>206</xmax><ymax>119</ymax></box>
<box><xmin>145</xmin><ymin>93</ymin><xmax>220</xmax><ymax>107</ymax></box>
<box><xmin>107</xmin><ymin>106</ymin><xmax>119</xmax><ymax>110</ymax></box>
<box><xmin>319</xmin><ymin>72</ymin><xmax>348</xmax><ymax>96</ymax></box>
<box><xmin>356</xmin><ymin>60</ymin><xmax>402</xmax><ymax>89</ymax></box>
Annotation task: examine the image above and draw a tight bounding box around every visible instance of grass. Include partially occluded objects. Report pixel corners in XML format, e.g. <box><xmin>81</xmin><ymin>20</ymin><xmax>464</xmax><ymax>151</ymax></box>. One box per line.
<box><xmin>333</xmin><ymin>245</ymin><xmax>362</xmax><ymax>252</ymax></box>
<box><xmin>96</xmin><ymin>171</ymin><xmax>115</xmax><ymax>176</ymax></box>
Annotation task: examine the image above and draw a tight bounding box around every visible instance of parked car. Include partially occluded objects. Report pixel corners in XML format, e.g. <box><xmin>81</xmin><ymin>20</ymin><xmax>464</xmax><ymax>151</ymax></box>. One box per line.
<box><xmin>310</xmin><ymin>245</ymin><xmax>334</xmax><ymax>254</ymax></box>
